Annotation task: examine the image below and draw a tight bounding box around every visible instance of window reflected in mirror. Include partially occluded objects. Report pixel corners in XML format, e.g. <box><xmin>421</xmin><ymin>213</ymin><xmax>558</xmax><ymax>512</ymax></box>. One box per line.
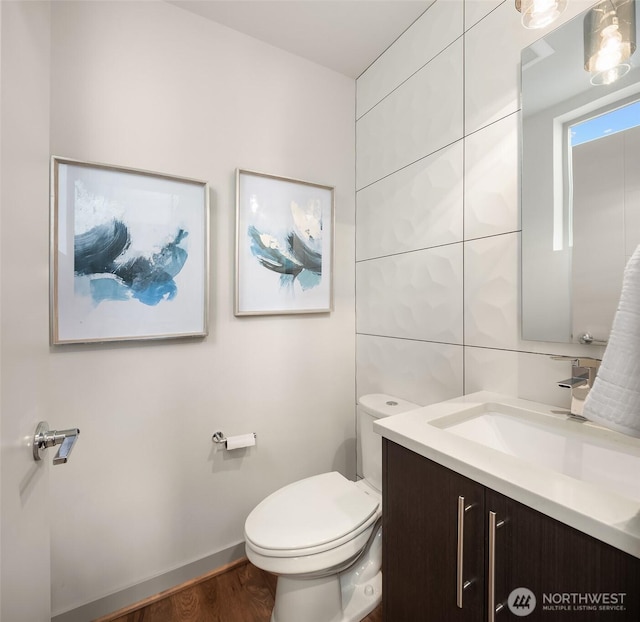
<box><xmin>521</xmin><ymin>0</ymin><xmax>639</xmax><ymax>344</ymax></box>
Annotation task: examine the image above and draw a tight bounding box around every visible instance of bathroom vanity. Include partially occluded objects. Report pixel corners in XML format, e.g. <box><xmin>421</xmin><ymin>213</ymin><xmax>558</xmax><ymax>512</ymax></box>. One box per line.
<box><xmin>376</xmin><ymin>392</ymin><xmax>640</xmax><ymax>621</ymax></box>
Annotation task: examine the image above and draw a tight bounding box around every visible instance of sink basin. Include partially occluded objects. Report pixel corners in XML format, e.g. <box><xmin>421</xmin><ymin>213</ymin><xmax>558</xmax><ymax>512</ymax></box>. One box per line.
<box><xmin>373</xmin><ymin>391</ymin><xmax>640</xmax><ymax>558</ymax></box>
<box><xmin>429</xmin><ymin>402</ymin><xmax>640</xmax><ymax>503</ymax></box>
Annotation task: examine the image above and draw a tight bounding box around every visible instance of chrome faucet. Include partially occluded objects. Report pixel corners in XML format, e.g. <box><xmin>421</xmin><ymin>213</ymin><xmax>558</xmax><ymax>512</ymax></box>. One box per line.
<box><xmin>552</xmin><ymin>356</ymin><xmax>601</xmax><ymax>420</ymax></box>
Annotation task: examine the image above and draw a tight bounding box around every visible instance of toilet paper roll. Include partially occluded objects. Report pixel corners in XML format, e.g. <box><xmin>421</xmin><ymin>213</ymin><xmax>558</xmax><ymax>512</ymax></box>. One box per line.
<box><xmin>225</xmin><ymin>433</ymin><xmax>256</xmax><ymax>450</ymax></box>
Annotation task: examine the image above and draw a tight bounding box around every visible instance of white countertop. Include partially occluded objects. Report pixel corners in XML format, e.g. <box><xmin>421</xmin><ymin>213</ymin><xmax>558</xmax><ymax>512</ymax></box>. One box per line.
<box><xmin>374</xmin><ymin>391</ymin><xmax>640</xmax><ymax>559</ymax></box>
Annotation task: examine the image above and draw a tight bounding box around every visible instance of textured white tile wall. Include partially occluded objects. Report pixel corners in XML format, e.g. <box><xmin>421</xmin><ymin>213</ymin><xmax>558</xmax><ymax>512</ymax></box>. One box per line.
<box><xmin>464</xmin><ymin>3</ymin><xmax>539</xmax><ymax>135</ymax></box>
<box><xmin>464</xmin><ymin>111</ymin><xmax>520</xmax><ymax>239</ymax></box>
<box><xmin>357</xmin><ymin>334</ymin><xmax>463</xmax><ymax>406</ymax></box>
<box><xmin>464</xmin><ymin>233</ymin><xmax>519</xmax><ymax>350</ymax></box>
<box><xmin>356</xmin><ymin>142</ymin><xmax>463</xmax><ymax>260</ymax></box>
<box><xmin>356</xmin><ymin>0</ymin><xmax>462</xmax><ymax>119</ymax></box>
<box><xmin>356</xmin><ymin>37</ymin><xmax>464</xmax><ymax>190</ymax></box>
<box><xmin>357</xmin><ymin>244</ymin><xmax>463</xmax><ymax>343</ymax></box>
<box><xmin>464</xmin><ymin>0</ymin><xmax>502</xmax><ymax>30</ymax></box>
<box><xmin>356</xmin><ymin>0</ymin><xmax>605</xmax><ymax>410</ymax></box>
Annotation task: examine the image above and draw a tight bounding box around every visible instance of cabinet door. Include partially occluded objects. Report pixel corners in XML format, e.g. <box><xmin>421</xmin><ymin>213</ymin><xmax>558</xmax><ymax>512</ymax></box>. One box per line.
<box><xmin>383</xmin><ymin>440</ymin><xmax>485</xmax><ymax>622</ymax></box>
<box><xmin>487</xmin><ymin>489</ymin><xmax>640</xmax><ymax>621</ymax></box>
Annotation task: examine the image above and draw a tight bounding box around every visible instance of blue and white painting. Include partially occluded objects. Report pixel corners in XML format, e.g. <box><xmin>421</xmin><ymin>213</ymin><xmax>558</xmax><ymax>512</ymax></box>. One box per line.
<box><xmin>73</xmin><ymin>180</ymin><xmax>189</xmax><ymax>307</ymax></box>
<box><xmin>236</xmin><ymin>170</ymin><xmax>333</xmax><ymax>315</ymax></box>
<box><xmin>53</xmin><ymin>160</ymin><xmax>208</xmax><ymax>343</ymax></box>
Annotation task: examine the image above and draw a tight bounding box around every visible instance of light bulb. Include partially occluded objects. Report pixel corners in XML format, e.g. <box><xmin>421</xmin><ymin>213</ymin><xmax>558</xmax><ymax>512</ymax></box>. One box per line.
<box><xmin>584</xmin><ymin>1</ymin><xmax>636</xmax><ymax>86</ymax></box>
<box><xmin>594</xmin><ymin>23</ymin><xmax>624</xmax><ymax>71</ymax></box>
<box><xmin>519</xmin><ymin>0</ymin><xmax>567</xmax><ymax>29</ymax></box>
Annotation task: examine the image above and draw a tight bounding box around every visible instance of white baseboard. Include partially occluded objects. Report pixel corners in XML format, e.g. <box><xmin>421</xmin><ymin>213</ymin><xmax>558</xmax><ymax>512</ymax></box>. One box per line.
<box><xmin>51</xmin><ymin>542</ymin><xmax>246</xmax><ymax>622</ymax></box>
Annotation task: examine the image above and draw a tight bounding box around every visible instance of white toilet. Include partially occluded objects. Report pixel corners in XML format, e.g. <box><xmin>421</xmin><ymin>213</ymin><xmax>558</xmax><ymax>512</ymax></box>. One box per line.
<box><xmin>244</xmin><ymin>394</ymin><xmax>419</xmax><ymax>622</ymax></box>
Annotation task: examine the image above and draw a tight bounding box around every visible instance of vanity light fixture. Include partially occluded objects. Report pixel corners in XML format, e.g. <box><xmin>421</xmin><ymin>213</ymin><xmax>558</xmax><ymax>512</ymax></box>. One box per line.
<box><xmin>515</xmin><ymin>0</ymin><xmax>567</xmax><ymax>29</ymax></box>
<box><xmin>584</xmin><ymin>0</ymin><xmax>637</xmax><ymax>85</ymax></box>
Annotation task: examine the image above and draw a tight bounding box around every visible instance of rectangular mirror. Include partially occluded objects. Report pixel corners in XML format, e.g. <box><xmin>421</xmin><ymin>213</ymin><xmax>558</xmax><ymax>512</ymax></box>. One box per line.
<box><xmin>521</xmin><ymin>0</ymin><xmax>640</xmax><ymax>344</ymax></box>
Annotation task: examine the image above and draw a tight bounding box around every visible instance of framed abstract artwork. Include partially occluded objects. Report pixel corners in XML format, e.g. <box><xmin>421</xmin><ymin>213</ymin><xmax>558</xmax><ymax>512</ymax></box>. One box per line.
<box><xmin>50</xmin><ymin>157</ymin><xmax>209</xmax><ymax>344</ymax></box>
<box><xmin>235</xmin><ymin>169</ymin><xmax>334</xmax><ymax>316</ymax></box>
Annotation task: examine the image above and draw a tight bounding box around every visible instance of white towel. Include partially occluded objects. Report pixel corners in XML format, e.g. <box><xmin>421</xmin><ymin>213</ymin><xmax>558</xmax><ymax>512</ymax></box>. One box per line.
<box><xmin>583</xmin><ymin>244</ymin><xmax>640</xmax><ymax>436</ymax></box>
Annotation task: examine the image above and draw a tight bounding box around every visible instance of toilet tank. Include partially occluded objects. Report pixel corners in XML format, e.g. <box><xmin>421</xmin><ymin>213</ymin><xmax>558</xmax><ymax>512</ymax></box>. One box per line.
<box><xmin>357</xmin><ymin>394</ymin><xmax>420</xmax><ymax>492</ymax></box>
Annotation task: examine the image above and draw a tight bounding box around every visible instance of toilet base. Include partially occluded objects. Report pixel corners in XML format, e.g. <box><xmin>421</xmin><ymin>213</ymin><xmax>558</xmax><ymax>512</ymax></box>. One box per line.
<box><xmin>341</xmin><ymin>569</ymin><xmax>382</xmax><ymax>622</ymax></box>
<box><xmin>270</xmin><ymin>571</ymin><xmax>382</xmax><ymax>622</ymax></box>
<box><xmin>266</xmin><ymin>521</ymin><xmax>383</xmax><ymax>622</ymax></box>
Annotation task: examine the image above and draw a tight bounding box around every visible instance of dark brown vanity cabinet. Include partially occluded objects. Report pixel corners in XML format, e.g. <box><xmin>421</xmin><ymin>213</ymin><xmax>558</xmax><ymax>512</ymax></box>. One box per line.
<box><xmin>383</xmin><ymin>439</ymin><xmax>485</xmax><ymax>622</ymax></box>
<box><xmin>383</xmin><ymin>440</ymin><xmax>640</xmax><ymax>621</ymax></box>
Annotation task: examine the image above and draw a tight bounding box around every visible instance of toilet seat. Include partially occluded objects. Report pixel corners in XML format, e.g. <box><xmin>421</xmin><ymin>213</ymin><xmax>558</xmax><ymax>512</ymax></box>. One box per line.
<box><xmin>244</xmin><ymin>472</ymin><xmax>380</xmax><ymax>558</ymax></box>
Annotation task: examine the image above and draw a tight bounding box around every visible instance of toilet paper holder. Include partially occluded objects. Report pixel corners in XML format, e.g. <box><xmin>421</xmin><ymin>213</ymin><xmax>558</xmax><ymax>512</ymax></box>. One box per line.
<box><xmin>212</xmin><ymin>430</ymin><xmax>256</xmax><ymax>447</ymax></box>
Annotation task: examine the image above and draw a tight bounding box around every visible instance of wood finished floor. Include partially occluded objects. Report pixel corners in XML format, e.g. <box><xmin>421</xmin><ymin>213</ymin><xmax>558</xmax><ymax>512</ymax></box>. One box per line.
<box><xmin>102</xmin><ymin>560</ymin><xmax>383</xmax><ymax>622</ymax></box>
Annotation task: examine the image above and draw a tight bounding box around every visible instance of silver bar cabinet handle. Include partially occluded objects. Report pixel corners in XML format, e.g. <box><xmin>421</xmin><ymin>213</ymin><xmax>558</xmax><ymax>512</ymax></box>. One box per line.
<box><xmin>488</xmin><ymin>511</ymin><xmax>505</xmax><ymax>621</ymax></box>
<box><xmin>456</xmin><ymin>496</ymin><xmax>473</xmax><ymax>608</ymax></box>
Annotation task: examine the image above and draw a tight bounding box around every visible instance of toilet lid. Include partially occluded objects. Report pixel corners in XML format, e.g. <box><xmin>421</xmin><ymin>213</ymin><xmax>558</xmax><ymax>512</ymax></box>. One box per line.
<box><xmin>245</xmin><ymin>472</ymin><xmax>379</xmax><ymax>552</ymax></box>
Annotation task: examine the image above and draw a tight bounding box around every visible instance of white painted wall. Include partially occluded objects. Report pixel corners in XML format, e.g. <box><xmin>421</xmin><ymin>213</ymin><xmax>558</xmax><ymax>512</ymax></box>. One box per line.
<box><xmin>355</xmin><ymin>0</ymin><xmax>606</xmax><ymax>411</ymax></box>
<box><xmin>3</xmin><ymin>1</ymin><xmax>356</xmax><ymax>618</ymax></box>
